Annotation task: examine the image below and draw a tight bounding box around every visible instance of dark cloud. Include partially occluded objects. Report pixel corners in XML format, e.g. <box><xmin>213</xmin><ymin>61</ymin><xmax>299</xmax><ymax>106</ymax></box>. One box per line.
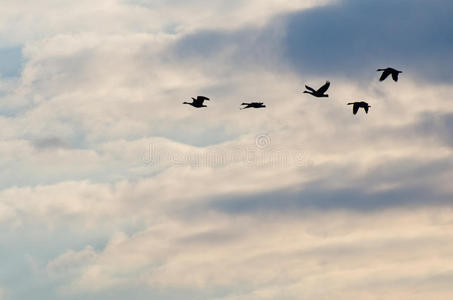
<box><xmin>33</xmin><ymin>137</ymin><xmax>70</xmax><ymax>150</ymax></box>
<box><xmin>178</xmin><ymin>229</ymin><xmax>242</xmax><ymax>245</ymax></box>
<box><xmin>169</xmin><ymin>25</ymin><xmax>283</xmax><ymax>73</ymax></box>
<box><xmin>170</xmin><ymin>0</ymin><xmax>453</xmax><ymax>82</ymax></box>
<box><xmin>203</xmin><ymin>157</ymin><xmax>453</xmax><ymax>214</ymax></box>
<box><xmin>209</xmin><ymin>185</ymin><xmax>448</xmax><ymax>214</ymax></box>
<box><xmin>283</xmin><ymin>0</ymin><xmax>453</xmax><ymax>81</ymax></box>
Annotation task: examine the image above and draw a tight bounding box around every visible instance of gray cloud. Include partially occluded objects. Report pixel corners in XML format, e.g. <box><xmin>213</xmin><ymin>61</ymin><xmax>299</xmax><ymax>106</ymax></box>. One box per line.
<box><xmin>210</xmin><ymin>184</ymin><xmax>449</xmax><ymax>215</ymax></box>
<box><xmin>170</xmin><ymin>26</ymin><xmax>283</xmax><ymax>77</ymax></box>
<box><xmin>170</xmin><ymin>0</ymin><xmax>453</xmax><ymax>82</ymax></box>
<box><xmin>206</xmin><ymin>157</ymin><xmax>453</xmax><ymax>214</ymax></box>
<box><xmin>413</xmin><ymin>112</ymin><xmax>453</xmax><ymax>147</ymax></box>
<box><xmin>32</xmin><ymin>137</ymin><xmax>70</xmax><ymax>150</ymax></box>
<box><xmin>283</xmin><ymin>0</ymin><xmax>453</xmax><ymax>81</ymax></box>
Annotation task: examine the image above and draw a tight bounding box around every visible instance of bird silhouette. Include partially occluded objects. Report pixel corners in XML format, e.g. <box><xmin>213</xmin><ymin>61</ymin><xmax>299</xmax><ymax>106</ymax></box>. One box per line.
<box><xmin>377</xmin><ymin>67</ymin><xmax>402</xmax><ymax>82</ymax></box>
<box><xmin>183</xmin><ymin>96</ymin><xmax>210</xmax><ymax>108</ymax></box>
<box><xmin>240</xmin><ymin>102</ymin><xmax>266</xmax><ymax>109</ymax></box>
<box><xmin>347</xmin><ymin>101</ymin><xmax>371</xmax><ymax>115</ymax></box>
<box><xmin>303</xmin><ymin>81</ymin><xmax>330</xmax><ymax>97</ymax></box>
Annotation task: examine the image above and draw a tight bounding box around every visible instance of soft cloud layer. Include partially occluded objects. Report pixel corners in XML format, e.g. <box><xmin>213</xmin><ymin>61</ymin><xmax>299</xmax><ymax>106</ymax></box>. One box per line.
<box><xmin>0</xmin><ymin>0</ymin><xmax>452</xmax><ymax>299</ymax></box>
<box><xmin>42</xmin><ymin>207</ymin><xmax>453</xmax><ymax>299</ymax></box>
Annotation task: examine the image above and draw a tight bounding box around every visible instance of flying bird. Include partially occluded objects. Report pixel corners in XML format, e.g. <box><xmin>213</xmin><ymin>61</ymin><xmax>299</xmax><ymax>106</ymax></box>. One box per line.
<box><xmin>377</xmin><ymin>67</ymin><xmax>402</xmax><ymax>82</ymax></box>
<box><xmin>303</xmin><ymin>81</ymin><xmax>330</xmax><ymax>98</ymax></box>
<box><xmin>183</xmin><ymin>96</ymin><xmax>210</xmax><ymax>108</ymax></box>
<box><xmin>347</xmin><ymin>101</ymin><xmax>371</xmax><ymax>115</ymax></box>
<box><xmin>240</xmin><ymin>102</ymin><xmax>266</xmax><ymax>109</ymax></box>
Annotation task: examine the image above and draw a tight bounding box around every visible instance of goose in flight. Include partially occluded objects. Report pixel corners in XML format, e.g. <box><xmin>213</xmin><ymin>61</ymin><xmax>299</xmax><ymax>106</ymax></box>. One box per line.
<box><xmin>303</xmin><ymin>81</ymin><xmax>330</xmax><ymax>98</ymax></box>
<box><xmin>377</xmin><ymin>67</ymin><xmax>402</xmax><ymax>82</ymax></box>
<box><xmin>347</xmin><ymin>101</ymin><xmax>371</xmax><ymax>115</ymax></box>
<box><xmin>240</xmin><ymin>102</ymin><xmax>266</xmax><ymax>109</ymax></box>
<box><xmin>183</xmin><ymin>96</ymin><xmax>210</xmax><ymax>108</ymax></box>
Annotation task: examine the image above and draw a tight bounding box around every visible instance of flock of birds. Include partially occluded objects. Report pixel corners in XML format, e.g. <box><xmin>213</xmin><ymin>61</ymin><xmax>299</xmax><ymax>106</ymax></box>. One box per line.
<box><xmin>183</xmin><ymin>67</ymin><xmax>403</xmax><ymax>115</ymax></box>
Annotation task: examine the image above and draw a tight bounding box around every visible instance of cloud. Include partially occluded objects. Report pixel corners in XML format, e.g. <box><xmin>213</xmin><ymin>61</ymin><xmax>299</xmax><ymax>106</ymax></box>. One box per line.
<box><xmin>47</xmin><ymin>246</ymin><xmax>98</xmax><ymax>279</ymax></box>
<box><xmin>283</xmin><ymin>0</ymin><xmax>453</xmax><ymax>81</ymax></box>
<box><xmin>0</xmin><ymin>0</ymin><xmax>452</xmax><ymax>299</ymax></box>
<box><xmin>0</xmin><ymin>287</ymin><xmax>6</xmax><ymax>300</ymax></box>
<box><xmin>32</xmin><ymin>137</ymin><xmax>70</xmax><ymax>150</ymax></box>
<box><xmin>413</xmin><ymin>112</ymin><xmax>453</xmax><ymax>147</ymax></box>
<box><xmin>0</xmin><ymin>46</ymin><xmax>23</xmax><ymax>78</ymax></box>
<box><xmin>41</xmin><ymin>207</ymin><xmax>453</xmax><ymax>299</ymax></box>
<box><xmin>169</xmin><ymin>0</ymin><xmax>453</xmax><ymax>82</ymax></box>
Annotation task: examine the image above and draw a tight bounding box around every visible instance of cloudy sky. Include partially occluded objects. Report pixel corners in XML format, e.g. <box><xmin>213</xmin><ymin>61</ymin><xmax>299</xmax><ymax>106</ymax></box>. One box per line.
<box><xmin>1</xmin><ymin>0</ymin><xmax>453</xmax><ymax>299</ymax></box>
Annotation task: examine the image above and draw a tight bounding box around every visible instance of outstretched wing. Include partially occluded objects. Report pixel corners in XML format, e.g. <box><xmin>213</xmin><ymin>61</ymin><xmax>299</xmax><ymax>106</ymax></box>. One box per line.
<box><xmin>316</xmin><ymin>81</ymin><xmax>330</xmax><ymax>94</ymax></box>
<box><xmin>197</xmin><ymin>96</ymin><xmax>210</xmax><ymax>101</ymax></box>
<box><xmin>379</xmin><ymin>70</ymin><xmax>391</xmax><ymax>81</ymax></box>
<box><xmin>195</xmin><ymin>96</ymin><xmax>209</xmax><ymax>105</ymax></box>
<box><xmin>391</xmin><ymin>72</ymin><xmax>399</xmax><ymax>82</ymax></box>
<box><xmin>353</xmin><ymin>104</ymin><xmax>359</xmax><ymax>115</ymax></box>
<box><xmin>305</xmin><ymin>85</ymin><xmax>316</xmax><ymax>93</ymax></box>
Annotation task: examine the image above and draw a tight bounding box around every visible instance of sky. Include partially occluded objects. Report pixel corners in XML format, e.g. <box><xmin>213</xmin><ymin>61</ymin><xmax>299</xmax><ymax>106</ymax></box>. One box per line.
<box><xmin>0</xmin><ymin>0</ymin><xmax>453</xmax><ymax>299</ymax></box>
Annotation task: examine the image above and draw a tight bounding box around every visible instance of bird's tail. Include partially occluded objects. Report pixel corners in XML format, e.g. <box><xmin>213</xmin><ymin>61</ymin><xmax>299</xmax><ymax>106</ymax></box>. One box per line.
<box><xmin>347</xmin><ymin>102</ymin><xmax>354</xmax><ymax>105</ymax></box>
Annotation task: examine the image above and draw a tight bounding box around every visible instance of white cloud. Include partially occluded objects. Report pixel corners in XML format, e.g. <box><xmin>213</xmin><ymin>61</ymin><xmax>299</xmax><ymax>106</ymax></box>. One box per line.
<box><xmin>0</xmin><ymin>0</ymin><xmax>330</xmax><ymax>47</ymax></box>
<box><xmin>43</xmin><ymin>207</ymin><xmax>453</xmax><ymax>299</ymax></box>
<box><xmin>47</xmin><ymin>246</ymin><xmax>98</xmax><ymax>279</ymax></box>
